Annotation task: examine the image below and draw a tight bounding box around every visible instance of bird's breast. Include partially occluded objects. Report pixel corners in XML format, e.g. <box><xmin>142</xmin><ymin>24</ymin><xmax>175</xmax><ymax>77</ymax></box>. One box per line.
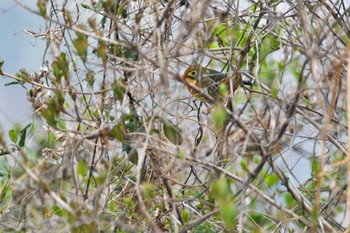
<box><xmin>185</xmin><ymin>78</ymin><xmax>201</xmax><ymax>97</ymax></box>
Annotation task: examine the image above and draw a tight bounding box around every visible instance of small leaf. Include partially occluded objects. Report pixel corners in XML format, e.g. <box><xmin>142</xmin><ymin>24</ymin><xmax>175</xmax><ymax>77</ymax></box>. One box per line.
<box><xmin>265</xmin><ymin>173</ymin><xmax>278</xmax><ymax>188</ymax></box>
<box><xmin>109</xmin><ymin>200</ymin><xmax>116</xmax><ymax>212</ymax></box>
<box><xmin>0</xmin><ymin>59</ymin><xmax>4</xmax><ymax>74</ymax></box>
<box><xmin>210</xmin><ymin>179</ymin><xmax>229</xmax><ymax>201</ymax></box>
<box><xmin>41</xmin><ymin>106</ymin><xmax>57</xmax><ymax>128</ymax></box>
<box><xmin>72</xmin><ymin>222</ymin><xmax>97</xmax><ymax>233</ymax></box>
<box><xmin>97</xmin><ymin>42</ymin><xmax>108</xmax><ymax>63</ymax></box>
<box><xmin>119</xmin><ymin>7</ymin><xmax>128</xmax><ymax>18</ymax></box>
<box><xmin>86</xmin><ymin>70</ymin><xmax>95</xmax><ymax>87</ymax></box>
<box><xmin>64</xmin><ymin>10</ymin><xmax>73</xmax><ymax>26</ymax></box>
<box><xmin>5</xmin><ymin>81</ymin><xmax>20</xmax><ymax>86</ymax></box>
<box><xmin>37</xmin><ymin>0</ymin><xmax>47</xmax><ymax>17</ymax></box>
<box><xmin>239</xmin><ymin>159</ymin><xmax>248</xmax><ymax>172</ymax></box>
<box><xmin>95</xmin><ymin>171</ymin><xmax>107</xmax><ymax>185</ymax></box>
<box><xmin>178</xmin><ymin>149</ymin><xmax>186</xmax><ymax>160</ymax></box>
<box><xmin>51</xmin><ymin>53</ymin><xmax>69</xmax><ymax>80</ymax></box>
<box><xmin>19</xmin><ymin>69</ymin><xmax>30</xmax><ymax>82</ymax></box>
<box><xmin>18</xmin><ymin>123</ymin><xmax>32</xmax><ymax>148</ymax></box>
<box><xmin>123</xmin><ymin>48</ymin><xmax>138</xmax><ymax>61</ymax></box>
<box><xmin>253</xmin><ymin>155</ymin><xmax>260</xmax><ymax>164</ymax></box>
<box><xmin>181</xmin><ymin>210</ymin><xmax>189</xmax><ymax>223</ymax></box>
<box><xmin>9</xmin><ymin>129</ymin><xmax>18</xmax><ymax>144</ymax></box>
<box><xmin>77</xmin><ymin>160</ymin><xmax>88</xmax><ymax>177</ymax></box>
<box><xmin>51</xmin><ymin>61</ymin><xmax>62</xmax><ymax>80</ymax></box>
<box><xmin>162</xmin><ymin>120</ymin><xmax>183</xmax><ymax>145</ymax></box>
<box><xmin>112</xmin><ymin>78</ymin><xmax>126</xmax><ymax>103</ymax></box>
<box><xmin>52</xmin><ymin>206</ymin><xmax>65</xmax><ymax>217</ymax></box>
<box><xmin>311</xmin><ymin>157</ymin><xmax>319</xmax><ymax>176</ymax></box>
<box><xmin>123</xmin><ymin>144</ymin><xmax>138</xmax><ymax>165</ymax></box>
<box><xmin>81</xmin><ymin>3</ymin><xmax>89</xmax><ymax>9</ymax></box>
<box><xmin>124</xmin><ymin>197</ymin><xmax>134</xmax><ymax>208</ymax></box>
<box><xmin>142</xmin><ymin>182</ymin><xmax>156</xmax><ymax>202</ymax></box>
<box><xmin>73</xmin><ymin>38</ymin><xmax>88</xmax><ymax>62</ymax></box>
<box><xmin>271</xmin><ymin>85</ymin><xmax>278</xmax><ymax>99</ymax></box>
<box><xmin>283</xmin><ymin>192</ymin><xmax>295</xmax><ymax>209</ymax></box>
<box><xmin>218</xmin><ymin>83</ymin><xmax>228</xmax><ymax>97</ymax></box>
<box><xmin>110</xmin><ymin>122</ymin><xmax>126</xmax><ymax>142</ymax></box>
<box><xmin>220</xmin><ymin>200</ymin><xmax>238</xmax><ymax>229</ymax></box>
<box><xmin>212</xmin><ymin>106</ymin><xmax>227</xmax><ymax>131</ymax></box>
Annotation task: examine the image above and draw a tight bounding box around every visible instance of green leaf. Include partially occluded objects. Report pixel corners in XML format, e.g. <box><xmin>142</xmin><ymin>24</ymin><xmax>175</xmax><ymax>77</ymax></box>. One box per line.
<box><xmin>210</xmin><ymin>179</ymin><xmax>230</xmax><ymax>201</ymax></box>
<box><xmin>4</xmin><ymin>81</ymin><xmax>20</xmax><ymax>86</ymax></box>
<box><xmin>81</xmin><ymin>3</ymin><xmax>89</xmax><ymax>9</ymax></box>
<box><xmin>212</xmin><ymin>21</ymin><xmax>234</xmax><ymax>47</ymax></box>
<box><xmin>40</xmin><ymin>91</ymin><xmax>65</xmax><ymax>128</ymax></box>
<box><xmin>311</xmin><ymin>157</ymin><xmax>319</xmax><ymax>176</ymax></box>
<box><xmin>97</xmin><ymin>41</ymin><xmax>108</xmax><ymax>64</ymax></box>
<box><xmin>18</xmin><ymin>123</ymin><xmax>32</xmax><ymax>148</ymax></box>
<box><xmin>41</xmin><ymin>105</ymin><xmax>57</xmax><ymax>128</ymax></box>
<box><xmin>52</xmin><ymin>206</ymin><xmax>65</xmax><ymax>217</ymax></box>
<box><xmin>220</xmin><ymin>200</ymin><xmax>238</xmax><ymax>229</ymax></box>
<box><xmin>181</xmin><ymin>210</ymin><xmax>189</xmax><ymax>223</ymax></box>
<box><xmin>162</xmin><ymin>119</ymin><xmax>183</xmax><ymax>145</ymax></box>
<box><xmin>51</xmin><ymin>53</ymin><xmax>69</xmax><ymax>80</ymax></box>
<box><xmin>194</xmin><ymin>224</ymin><xmax>216</xmax><ymax>233</ymax></box>
<box><xmin>265</xmin><ymin>173</ymin><xmax>278</xmax><ymax>188</ymax></box>
<box><xmin>119</xmin><ymin>7</ymin><xmax>128</xmax><ymax>18</ymax></box>
<box><xmin>260</xmin><ymin>33</ymin><xmax>280</xmax><ymax>59</ymax></box>
<box><xmin>37</xmin><ymin>0</ymin><xmax>47</xmax><ymax>17</ymax></box>
<box><xmin>77</xmin><ymin>160</ymin><xmax>88</xmax><ymax>177</ymax></box>
<box><xmin>63</xmin><ymin>10</ymin><xmax>73</xmax><ymax>26</ymax></box>
<box><xmin>48</xmin><ymin>131</ymin><xmax>56</xmax><ymax>146</ymax></box>
<box><xmin>239</xmin><ymin>159</ymin><xmax>249</xmax><ymax>172</ymax></box>
<box><xmin>142</xmin><ymin>182</ymin><xmax>156</xmax><ymax>202</ymax></box>
<box><xmin>212</xmin><ymin>106</ymin><xmax>227</xmax><ymax>131</ymax></box>
<box><xmin>72</xmin><ymin>222</ymin><xmax>97</xmax><ymax>233</ymax></box>
<box><xmin>123</xmin><ymin>47</ymin><xmax>138</xmax><ymax>61</ymax></box>
<box><xmin>86</xmin><ymin>70</ymin><xmax>95</xmax><ymax>87</ymax></box>
<box><xmin>218</xmin><ymin>83</ymin><xmax>228</xmax><ymax>97</ymax></box>
<box><xmin>73</xmin><ymin>37</ymin><xmax>88</xmax><ymax>62</ymax></box>
<box><xmin>124</xmin><ymin>197</ymin><xmax>134</xmax><ymax>208</ymax></box>
<box><xmin>123</xmin><ymin>144</ymin><xmax>138</xmax><ymax>165</ymax></box>
<box><xmin>9</xmin><ymin>129</ymin><xmax>18</xmax><ymax>144</ymax></box>
<box><xmin>112</xmin><ymin>78</ymin><xmax>126</xmax><ymax>103</ymax></box>
<box><xmin>110</xmin><ymin>122</ymin><xmax>126</xmax><ymax>143</ymax></box>
<box><xmin>178</xmin><ymin>148</ymin><xmax>186</xmax><ymax>160</ymax></box>
<box><xmin>253</xmin><ymin>155</ymin><xmax>260</xmax><ymax>164</ymax></box>
<box><xmin>0</xmin><ymin>59</ymin><xmax>4</xmax><ymax>74</ymax></box>
<box><xmin>271</xmin><ymin>85</ymin><xmax>279</xmax><ymax>99</ymax></box>
<box><xmin>19</xmin><ymin>68</ymin><xmax>30</xmax><ymax>82</ymax></box>
<box><xmin>109</xmin><ymin>200</ymin><xmax>116</xmax><ymax>212</ymax></box>
<box><xmin>51</xmin><ymin>61</ymin><xmax>62</xmax><ymax>80</ymax></box>
<box><xmin>0</xmin><ymin>180</ymin><xmax>13</xmax><ymax>205</ymax></box>
<box><xmin>283</xmin><ymin>192</ymin><xmax>295</xmax><ymax>209</ymax></box>
<box><xmin>95</xmin><ymin>171</ymin><xmax>107</xmax><ymax>185</ymax></box>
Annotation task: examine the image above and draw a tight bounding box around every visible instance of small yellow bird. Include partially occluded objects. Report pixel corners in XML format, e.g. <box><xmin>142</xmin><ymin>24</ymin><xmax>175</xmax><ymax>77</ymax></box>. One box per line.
<box><xmin>181</xmin><ymin>64</ymin><xmax>243</xmax><ymax>101</ymax></box>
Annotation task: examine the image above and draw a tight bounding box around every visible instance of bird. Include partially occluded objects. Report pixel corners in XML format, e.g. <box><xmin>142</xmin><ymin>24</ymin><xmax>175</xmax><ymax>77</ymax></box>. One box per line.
<box><xmin>180</xmin><ymin>64</ymin><xmax>245</xmax><ymax>102</ymax></box>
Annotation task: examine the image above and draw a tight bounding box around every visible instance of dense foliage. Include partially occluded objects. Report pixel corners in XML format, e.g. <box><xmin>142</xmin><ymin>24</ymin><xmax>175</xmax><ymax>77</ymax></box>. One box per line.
<box><xmin>1</xmin><ymin>0</ymin><xmax>350</xmax><ymax>232</ymax></box>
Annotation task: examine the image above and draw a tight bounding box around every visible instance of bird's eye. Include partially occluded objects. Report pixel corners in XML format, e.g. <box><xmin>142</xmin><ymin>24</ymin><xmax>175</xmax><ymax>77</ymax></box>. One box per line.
<box><xmin>190</xmin><ymin>71</ymin><xmax>196</xmax><ymax>76</ymax></box>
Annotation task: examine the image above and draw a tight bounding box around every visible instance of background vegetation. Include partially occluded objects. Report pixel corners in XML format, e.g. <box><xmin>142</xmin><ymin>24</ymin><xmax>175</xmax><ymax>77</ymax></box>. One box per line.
<box><xmin>1</xmin><ymin>0</ymin><xmax>350</xmax><ymax>232</ymax></box>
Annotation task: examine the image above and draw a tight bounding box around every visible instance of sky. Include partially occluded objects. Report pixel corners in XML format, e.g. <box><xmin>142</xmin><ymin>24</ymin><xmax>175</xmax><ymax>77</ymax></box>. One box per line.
<box><xmin>0</xmin><ymin>1</ymin><xmax>46</xmax><ymax>134</ymax></box>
